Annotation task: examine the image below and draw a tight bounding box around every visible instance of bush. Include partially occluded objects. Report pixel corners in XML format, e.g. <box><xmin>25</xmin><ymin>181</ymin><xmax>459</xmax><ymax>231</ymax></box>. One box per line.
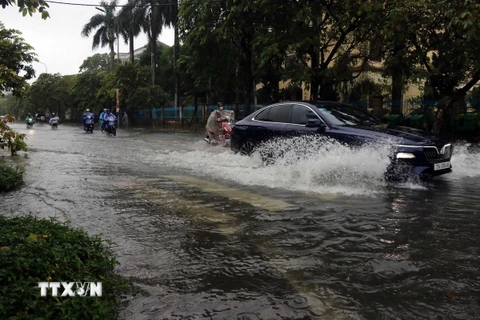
<box><xmin>0</xmin><ymin>116</ymin><xmax>28</xmax><ymax>156</ymax></box>
<box><xmin>0</xmin><ymin>215</ymin><xmax>131</xmax><ymax>320</ymax></box>
<box><xmin>0</xmin><ymin>162</ymin><xmax>24</xmax><ymax>192</ymax></box>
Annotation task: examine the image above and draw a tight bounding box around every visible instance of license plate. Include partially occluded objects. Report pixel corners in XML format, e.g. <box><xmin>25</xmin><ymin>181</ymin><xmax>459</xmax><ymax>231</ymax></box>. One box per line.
<box><xmin>434</xmin><ymin>161</ymin><xmax>450</xmax><ymax>171</ymax></box>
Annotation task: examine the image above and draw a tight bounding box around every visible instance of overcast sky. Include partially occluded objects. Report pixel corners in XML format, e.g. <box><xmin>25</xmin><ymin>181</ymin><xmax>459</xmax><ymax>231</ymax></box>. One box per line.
<box><xmin>2</xmin><ymin>0</ymin><xmax>174</xmax><ymax>80</ymax></box>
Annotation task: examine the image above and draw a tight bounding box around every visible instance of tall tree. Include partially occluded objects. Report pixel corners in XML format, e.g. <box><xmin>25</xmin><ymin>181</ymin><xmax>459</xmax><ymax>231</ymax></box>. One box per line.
<box><xmin>81</xmin><ymin>0</ymin><xmax>119</xmax><ymax>66</ymax></box>
<box><xmin>179</xmin><ymin>0</ymin><xmax>239</xmax><ymax>105</ymax></box>
<box><xmin>118</xmin><ymin>0</ymin><xmax>143</xmax><ymax>63</ymax></box>
<box><xmin>282</xmin><ymin>0</ymin><xmax>382</xmax><ymax>101</ymax></box>
<box><xmin>27</xmin><ymin>74</ymin><xmax>74</xmax><ymax>118</ymax></box>
<box><xmin>379</xmin><ymin>0</ymin><xmax>480</xmax><ymax>133</ymax></box>
<box><xmin>78</xmin><ymin>53</ymin><xmax>111</xmax><ymax>73</ymax></box>
<box><xmin>130</xmin><ymin>0</ymin><xmax>171</xmax><ymax>86</ymax></box>
<box><xmin>0</xmin><ymin>22</ymin><xmax>36</xmax><ymax>97</ymax></box>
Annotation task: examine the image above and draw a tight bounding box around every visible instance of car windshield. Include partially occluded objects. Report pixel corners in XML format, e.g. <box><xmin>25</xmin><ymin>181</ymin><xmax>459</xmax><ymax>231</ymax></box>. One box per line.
<box><xmin>313</xmin><ymin>103</ymin><xmax>380</xmax><ymax>126</ymax></box>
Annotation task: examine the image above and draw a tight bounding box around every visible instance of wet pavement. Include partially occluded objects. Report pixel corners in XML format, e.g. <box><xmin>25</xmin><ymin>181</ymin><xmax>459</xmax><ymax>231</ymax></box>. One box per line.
<box><xmin>2</xmin><ymin>122</ymin><xmax>480</xmax><ymax>320</ymax></box>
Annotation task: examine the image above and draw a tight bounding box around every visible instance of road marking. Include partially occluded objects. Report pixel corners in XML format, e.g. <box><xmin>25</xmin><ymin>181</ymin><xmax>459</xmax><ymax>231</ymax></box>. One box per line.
<box><xmin>130</xmin><ymin>183</ymin><xmax>239</xmax><ymax>235</ymax></box>
<box><xmin>128</xmin><ymin>179</ymin><xmax>337</xmax><ymax>316</ymax></box>
<box><xmin>167</xmin><ymin>175</ymin><xmax>299</xmax><ymax>212</ymax></box>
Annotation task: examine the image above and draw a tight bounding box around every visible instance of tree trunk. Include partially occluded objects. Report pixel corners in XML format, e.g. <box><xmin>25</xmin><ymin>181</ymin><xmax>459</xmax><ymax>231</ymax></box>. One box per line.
<box><xmin>129</xmin><ymin>27</ymin><xmax>134</xmax><ymax>63</ymax></box>
<box><xmin>391</xmin><ymin>28</ymin><xmax>404</xmax><ymax>115</ymax></box>
<box><xmin>310</xmin><ymin>49</ymin><xmax>320</xmax><ymax>100</ymax></box>
<box><xmin>150</xmin><ymin>37</ymin><xmax>156</xmax><ymax>86</ymax></box>
<box><xmin>242</xmin><ymin>31</ymin><xmax>254</xmax><ymax>117</ymax></box>
<box><xmin>173</xmin><ymin>0</ymin><xmax>179</xmax><ymax>109</ymax></box>
<box><xmin>432</xmin><ymin>71</ymin><xmax>480</xmax><ymax>134</ymax></box>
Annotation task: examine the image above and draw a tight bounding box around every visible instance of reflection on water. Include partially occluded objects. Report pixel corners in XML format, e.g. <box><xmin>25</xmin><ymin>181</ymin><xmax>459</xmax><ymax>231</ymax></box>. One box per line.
<box><xmin>2</xmin><ymin>124</ymin><xmax>480</xmax><ymax>319</ymax></box>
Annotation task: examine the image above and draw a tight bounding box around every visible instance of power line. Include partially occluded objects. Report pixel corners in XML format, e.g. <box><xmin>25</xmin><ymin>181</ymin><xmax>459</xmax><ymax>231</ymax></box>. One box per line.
<box><xmin>45</xmin><ymin>0</ymin><xmax>221</xmax><ymax>7</ymax></box>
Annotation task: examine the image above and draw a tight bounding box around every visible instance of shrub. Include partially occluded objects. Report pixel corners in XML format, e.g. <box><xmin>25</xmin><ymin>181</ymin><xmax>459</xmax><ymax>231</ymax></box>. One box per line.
<box><xmin>0</xmin><ymin>215</ymin><xmax>131</xmax><ymax>320</ymax></box>
<box><xmin>0</xmin><ymin>115</ymin><xmax>28</xmax><ymax>156</ymax></box>
<box><xmin>0</xmin><ymin>162</ymin><xmax>24</xmax><ymax>192</ymax></box>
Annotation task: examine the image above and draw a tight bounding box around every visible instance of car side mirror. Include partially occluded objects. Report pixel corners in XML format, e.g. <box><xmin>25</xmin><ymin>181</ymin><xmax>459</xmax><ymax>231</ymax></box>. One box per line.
<box><xmin>306</xmin><ymin>119</ymin><xmax>326</xmax><ymax>131</ymax></box>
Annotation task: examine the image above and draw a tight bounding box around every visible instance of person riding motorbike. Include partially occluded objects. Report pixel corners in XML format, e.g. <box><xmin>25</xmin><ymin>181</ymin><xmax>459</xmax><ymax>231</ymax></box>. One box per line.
<box><xmin>25</xmin><ymin>113</ymin><xmax>35</xmax><ymax>125</ymax></box>
<box><xmin>205</xmin><ymin>102</ymin><xmax>234</xmax><ymax>146</ymax></box>
<box><xmin>82</xmin><ymin>109</ymin><xmax>95</xmax><ymax>131</ymax></box>
<box><xmin>49</xmin><ymin>113</ymin><xmax>59</xmax><ymax>127</ymax></box>
<box><xmin>99</xmin><ymin>108</ymin><xmax>106</xmax><ymax>132</ymax></box>
<box><xmin>205</xmin><ymin>102</ymin><xmax>225</xmax><ymax>140</ymax></box>
<box><xmin>103</xmin><ymin>109</ymin><xmax>117</xmax><ymax>135</ymax></box>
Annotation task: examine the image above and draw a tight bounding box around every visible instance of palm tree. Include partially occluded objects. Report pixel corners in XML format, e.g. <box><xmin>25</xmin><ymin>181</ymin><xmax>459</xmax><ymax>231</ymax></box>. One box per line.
<box><xmin>127</xmin><ymin>0</ymin><xmax>174</xmax><ymax>86</ymax></box>
<box><xmin>81</xmin><ymin>0</ymin><xmax>118</xmax><ymax>67</ymax></box>
<box><xmin>117</xmin><ymin>0</ymin><xmax>143</xmax><ymax>63</ymax></box>
<box><xmin>161</xmin><ymin>0</ymin><xmax>179</xmax><ymax>108</ymax></box>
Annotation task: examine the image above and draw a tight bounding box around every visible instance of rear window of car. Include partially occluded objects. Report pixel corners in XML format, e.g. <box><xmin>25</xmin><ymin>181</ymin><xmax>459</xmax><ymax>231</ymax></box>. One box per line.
<box><xmin>255</xmin><ymin>104</ymin><xmax>291</xmax><ymax>123</ymax></box>
<box><xmin>255</xmin><ymin>108</ymin><xmax>270</xmax><ymax>121</ymax></box>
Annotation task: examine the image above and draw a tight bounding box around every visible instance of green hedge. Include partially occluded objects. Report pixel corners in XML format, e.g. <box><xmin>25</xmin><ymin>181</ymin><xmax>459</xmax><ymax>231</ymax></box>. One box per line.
<box><xmin>0</xmin><ymin>215</ymin><xmax>131</xmax><ymax>320</ymax></box>
<box><xmin>0</xmin><ymin>162</ymin><xmax>24</xmax><ymax>192</ymax></box>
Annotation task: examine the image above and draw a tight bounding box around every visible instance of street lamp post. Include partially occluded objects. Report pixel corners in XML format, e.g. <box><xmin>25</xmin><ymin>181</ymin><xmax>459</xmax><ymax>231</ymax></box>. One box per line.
<box><xmin>38</xmin><ymin>61</ymin><xmax>48</xmax><ymax>74</ymax></box>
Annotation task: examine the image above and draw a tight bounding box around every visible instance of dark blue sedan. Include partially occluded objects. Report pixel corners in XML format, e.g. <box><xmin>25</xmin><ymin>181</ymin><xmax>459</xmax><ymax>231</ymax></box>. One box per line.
<box><xmin>230</xmin><ymin>101</ymin><xmax>453</xmax><ymax>179</ymax></box>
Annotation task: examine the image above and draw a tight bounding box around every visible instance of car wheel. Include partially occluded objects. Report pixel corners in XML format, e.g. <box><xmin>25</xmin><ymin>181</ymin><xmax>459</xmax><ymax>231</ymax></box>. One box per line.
<box><xmin>239</xmin><ymin>139</ymin><xmax>255</xmax><ymax>156</ymax></box>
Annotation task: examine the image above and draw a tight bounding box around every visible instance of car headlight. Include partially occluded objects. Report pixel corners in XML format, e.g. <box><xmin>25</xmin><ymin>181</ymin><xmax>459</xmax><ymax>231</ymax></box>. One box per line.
<box><xmin>396</xmin><ymin>152</ymin><xmax>416</xmax><ymax>159</ymax></box>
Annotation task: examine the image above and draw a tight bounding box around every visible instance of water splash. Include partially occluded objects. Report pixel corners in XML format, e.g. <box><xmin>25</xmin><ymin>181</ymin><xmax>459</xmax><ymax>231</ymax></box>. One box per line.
<box><xmin>150</xmin><ymin>137</ymin><xmax>480</xmax><ymax>196</ymax></box>
<box><xmin>449</xmin><ymin>142</ymin><xmax>480</xmax><ymax>178</ymax></box>
<box><xmin>152</xmin><ymin>137</ymin><xmax>396</xmax><ymax>196</ymax></box>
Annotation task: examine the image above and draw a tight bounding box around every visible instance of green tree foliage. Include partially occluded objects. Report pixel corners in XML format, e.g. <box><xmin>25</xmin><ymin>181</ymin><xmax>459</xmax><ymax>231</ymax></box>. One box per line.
<box><xmin>178</xmin><ymin>0</ymin><xmax>382</xmax><ymax>112</ymax></box>
<box><xmin>0</xmin><ymin>23</ymin><xmax>36</xmax><ymax>97</ymax></box>
<box><xmin>27</xmin><ymin>74</ymin><xmax>74</xmax><ymax>117</ymax></box>
<box><xmin>71</xmin><ymin>71</ymin><xmax>108</xmax><ymax>114</ymax></box>
<box><xmin>377</xmin><ymin>0</ymin><xmax>480</xmax><ymax>133</ymax></box>
<box><xmin>0</xmin><ymin>94</ymin><xmax>29</xmax><ymax>119</ymax></box>
<box><xmin>78</xmin><ymin>53</ymin><xmax>111</xmax><ymax>73</ymax></box>
<box><xmin>280</xmin><ymin>0</ymin><xmax>383</xmax><ymax>100</ymax></box>
<box><xmin>0</xmin><ymin>116</ymin><xmax>27</xmax><ymax>156</ymax></box>
<box><xmin>179</xmin><ymin>0</ymin><xmax>256</xmax><ymax>110</ymax></box>
<box><xmin>98</xmin><ymin>63</ymin><xmax>169</xmax><ymax>110</ymax></box>
<box><xmin>1</xmin><ymin>0</ymin><xmax>49</xmax><ymax>19</ymax></box>
<box><xmin>138</xmin><ymin>43</ymin><xmax>174</xmax><ymax>97</ymax></box>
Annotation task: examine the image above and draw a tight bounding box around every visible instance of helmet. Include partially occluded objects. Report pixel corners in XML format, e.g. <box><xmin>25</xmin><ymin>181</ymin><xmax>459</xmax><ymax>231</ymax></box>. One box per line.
<box><xmin>86</xmin><ymin>109</ymin><xmax>90</xmax><ymax>112</ymax></box>
<box><xmin>103</xmin><ymin>109</ymin><xmax>107</xmax><ymax>112</ymax></box>
<box><xmin>28</xmin><ymin>113</ymin><xmax>31</xmax><ymax>116</ymax></box>
<box><xmin>51</xmin><ymin>113</ymin><xmax>55</xmax><ymax>116</ymax></box>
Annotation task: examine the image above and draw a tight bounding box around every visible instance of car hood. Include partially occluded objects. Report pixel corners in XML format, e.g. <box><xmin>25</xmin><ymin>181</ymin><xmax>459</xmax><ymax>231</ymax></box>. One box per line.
<box><xmin>333</xmin><ymin>124</ymin><xmax>445</xmax><ymax>145</ymax></box>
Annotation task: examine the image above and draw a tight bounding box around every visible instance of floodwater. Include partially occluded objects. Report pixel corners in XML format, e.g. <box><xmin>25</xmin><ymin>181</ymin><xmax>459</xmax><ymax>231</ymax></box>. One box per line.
<box><xmin>2</xmin><ymin>122</ymin><xmax>480</xmax><ymax>320</ymax></box>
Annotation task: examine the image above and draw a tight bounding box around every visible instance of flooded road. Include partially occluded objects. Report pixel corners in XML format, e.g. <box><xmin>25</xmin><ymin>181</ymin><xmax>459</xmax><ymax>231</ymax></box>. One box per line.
<box><xmin>2</xmin><ymin>122</ymin><xmax>480</xmax><ymax>319</ymax></box>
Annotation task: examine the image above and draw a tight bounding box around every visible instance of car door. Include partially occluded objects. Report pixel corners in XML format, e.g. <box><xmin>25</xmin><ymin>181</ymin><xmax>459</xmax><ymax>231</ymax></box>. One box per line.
<box><xmin>248</xmin><ymin>103</ymin><xmax>290</xmax><ymax>144</ymax></box>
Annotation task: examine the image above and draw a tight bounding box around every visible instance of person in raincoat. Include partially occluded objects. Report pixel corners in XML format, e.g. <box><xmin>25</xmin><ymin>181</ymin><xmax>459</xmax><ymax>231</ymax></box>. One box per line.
<box><xmin>25</xmin><ymin>113</ymin><xmax>35</xmax><ymax>124</ymax></box>
<box><xmin>205</xmin><ymin>102</ymin><xmax>226</xmax><ymax>140</ymax></box>
<box><xmin>99</xmin><ymin>109</ymin><xmax>107</xmax><ymax>132</ymax></box>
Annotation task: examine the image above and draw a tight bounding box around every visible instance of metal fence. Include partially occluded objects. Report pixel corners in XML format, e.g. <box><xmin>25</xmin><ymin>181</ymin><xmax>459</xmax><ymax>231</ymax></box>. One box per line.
<box><xmin>130</xmin><ymin>98</ymin><xmax>480</xmax><ymax>121</ymax></box>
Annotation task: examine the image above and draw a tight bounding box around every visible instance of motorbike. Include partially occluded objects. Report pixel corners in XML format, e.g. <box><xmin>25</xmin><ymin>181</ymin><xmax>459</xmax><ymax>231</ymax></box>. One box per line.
<box><xmin>26</xmin><ymin>118</ymin><xmax>34</xmax><ymax>128</ymax></box>
<box><xmin>204</xmin><ymin>110</ymin><xmax>234</xmax><ymax>147</ymax></box>
<box><xmin>49</xmin><ymin>116</ymin><xmax>59</xmax><ymax>129</ymax></box>
<box><xmin>36</xmin><ymin>115</ymin><xmax>47</xmax><ymax>124</ymax></box>
<box><xmin>84</xmin><ymin>116</ymin><xmax>94</xmax><ymax>133</ymax></box>
<box><xmin>104</xmin><ymin>118</ymin><xmax>117</xmax><ymax>137</ymax></box>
